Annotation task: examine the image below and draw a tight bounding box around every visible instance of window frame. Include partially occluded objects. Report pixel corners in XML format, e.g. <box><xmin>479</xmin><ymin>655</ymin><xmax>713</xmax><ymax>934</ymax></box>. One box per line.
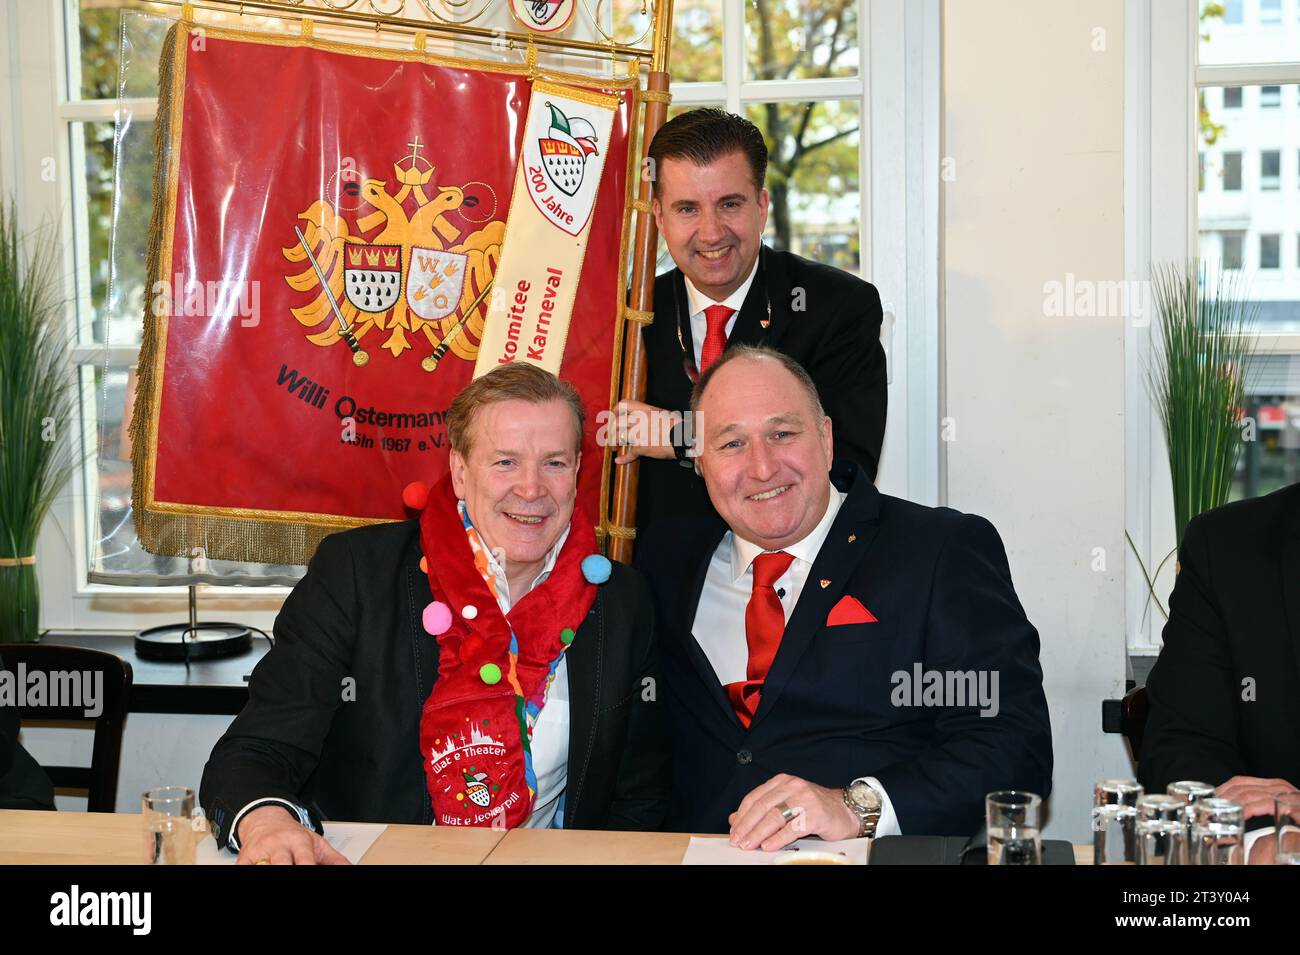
<box><xmin>1126</xmin><ymin>0</ymin><xmax>1300</xmax><ymax>656</ymax></box>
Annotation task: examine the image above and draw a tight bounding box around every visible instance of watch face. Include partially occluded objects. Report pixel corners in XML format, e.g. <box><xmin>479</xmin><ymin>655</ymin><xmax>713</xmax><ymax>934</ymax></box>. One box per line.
<box><xmin>849</xmin><ymin>781</ymin><xmax>882</xmax><ymax>812</ymax></box>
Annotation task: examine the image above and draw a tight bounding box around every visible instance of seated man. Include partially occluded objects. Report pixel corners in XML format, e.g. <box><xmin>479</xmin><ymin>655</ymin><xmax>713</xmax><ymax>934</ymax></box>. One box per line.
<box><xmin>636</xmin><ymin>345</ymin><xmax>1052</xmax><ymax>847</ymax></box>
<box><xmin>202</xmin><ymin>363</ymin><xmax>670</xmax><ymax>863</ymax></box>
<box><xmin>1138</xmin><ymin>481</ymin><xmax>1300</xmax><ymax>861</ymax></box>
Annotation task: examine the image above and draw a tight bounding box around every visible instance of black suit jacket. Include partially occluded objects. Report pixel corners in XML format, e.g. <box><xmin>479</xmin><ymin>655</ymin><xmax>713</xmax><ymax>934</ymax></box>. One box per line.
<box><xmin>201</xmin><ymin>518</ymin><xmax>671</xmax><ymax>845</ymax></box>
<box><xmin>0</xmin><ymin>653</ymin><xmax>55</xmax><ymax>811</ymax></box>
<box><xmin>636</xmin><ymin>461</ymin><xmax>1053</xmax><ymax>837</ymax></box>
<box><xmin>1139</xmin><ymin>482</ymin><xmax>1300</xmax><ymax>791</ymax></box>
<box><xmin>637</xmin><ymin>246</ymin><xmax>888</xmax><ymax>531</ymax></box>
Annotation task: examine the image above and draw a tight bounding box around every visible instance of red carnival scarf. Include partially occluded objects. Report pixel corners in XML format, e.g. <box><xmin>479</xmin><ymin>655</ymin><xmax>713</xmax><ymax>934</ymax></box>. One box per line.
<box><xmin>417</xmin><ymin>474</ymin><xmax>596</xmax><ymax>827</ymax></box>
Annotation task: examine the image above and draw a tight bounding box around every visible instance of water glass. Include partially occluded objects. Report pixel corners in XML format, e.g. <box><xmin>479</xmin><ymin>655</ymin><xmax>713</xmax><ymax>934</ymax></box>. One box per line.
<box><xmin>1135</xmin><ymin>794</ymin><xmax>1186</xmax><ymax>865</ymax></box>
<box><xmin>1092</xmin><ymin>778</ymin><xmax>1143</xmax><ymax>864</ymax></box>
<box><xmin>986</xmin><ymin>791</ymin><xmax>1042</xmax><ymax>865</ymax></box>
<box><xmin>1190</xmin><ymin>798</ymin><xmax>1244</xmax><ymax>865</ymax></box>
<box><xmin>1167</xmin><ymin>780</ymin><xmax>1216</xmax><ymax>864</ymax></box>
<box><xmin>142</xmin><ymin>786</ymin><xmax>200</xmax><ymax>865</ymax></box>
<box><xmin>1276</xmin><ymin>793</ymin><xmax>1300</xmax><ymax>865</ymax></box>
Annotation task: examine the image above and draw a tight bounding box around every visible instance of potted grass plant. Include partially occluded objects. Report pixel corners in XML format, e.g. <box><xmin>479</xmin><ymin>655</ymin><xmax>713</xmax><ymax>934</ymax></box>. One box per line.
<box><xmin>1129</xmin><ymin>260</ymin><xmax>1257</xmax><ymax>620</ymax></box>
<box><xmin>0</xmin><ymin>199</ymin><xmax>76</xmax><ymax>642</ymax></box>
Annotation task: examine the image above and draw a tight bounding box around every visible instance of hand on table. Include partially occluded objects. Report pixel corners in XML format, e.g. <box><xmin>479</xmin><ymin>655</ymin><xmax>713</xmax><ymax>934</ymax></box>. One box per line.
<box><xmin>612</xmin><ymin>400</ymin><xmax>681</xmax><ymax>464</ymax></box>
<box><xmin>235</xmin><ymin>805</ymin><xmax>350</xmax><ymax>866</ymax></box>
<box><xmin>727</xmin><ymin>774</ymin><xmax>860</xmax><ymax>852</ymax></box>
<box><xmin>1215</xmin><ymin>775</ymin><xmax>1298</xmax><ymax>820</ymax></box>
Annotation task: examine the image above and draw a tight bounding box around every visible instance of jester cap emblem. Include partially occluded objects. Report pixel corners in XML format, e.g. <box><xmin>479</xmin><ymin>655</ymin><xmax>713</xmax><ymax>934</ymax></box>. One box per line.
<box><xmin>538</xmin><ymin>102</ymin><xmax>599</xmax><ymax>197</ymax></box>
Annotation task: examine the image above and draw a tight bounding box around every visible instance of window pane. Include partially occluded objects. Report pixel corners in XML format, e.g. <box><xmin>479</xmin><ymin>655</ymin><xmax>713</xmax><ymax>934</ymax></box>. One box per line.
<box><xmin>1261</xmin><ymin>149</ymin><xmax>1281</xmax><ymax>190</ymax></box>
<box><xmin>1199</xmin><ymin>0</ymin><xmax>1300</xmax><ymax>65</ymax></box>
<box><xmin>73</xmin><ymin>119</ymin><xmax>153</xmax><ymax>347</ymax></box>
<box><xmin>746</xmin><ymin>0</ymin><xmax>859</xmax><ymax>81</ymax></box>
<box><xmin>71</xmin><ymin>1</ymin><xmax>169</xmax><ymax>100</ymax></box>
<box><xmin>1223</xmin><ymin>86</ymin><xmax>1243</xmax><ymax>108</ymax></box>
<box><xmin>1260</xmin><ymin>85</ymin><xmax>1282</xmax><ymax>108</ymax></box>
<box><xmin>1222</xmin><ymin>150</ymin><xmax>1243</xmax><ymax>190</ymax></box>
<box><xmin>1234</xmin><ymin>358</ymin><xmax>1300</xmax><ymax>501</ymax></box>
<box><xmin>1260</xmin><ymin>232</ymin><xmax>1281</xmax><ymax>268</ymax></box>
<box><xmin>670</xmin><ymin>0</ymin><xmax>724</xmax><ymax>83</ymax></box>
<box><xmin>748</xmin><ymin>100</ymin><xmax>860</xmax><ymax>273</ymax></box>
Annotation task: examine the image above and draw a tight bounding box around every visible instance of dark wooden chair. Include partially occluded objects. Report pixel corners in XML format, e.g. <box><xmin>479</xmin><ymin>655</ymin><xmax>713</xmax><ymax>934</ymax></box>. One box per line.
<box><xmin>1120</xmin><ymin>684</ymin><xmax>1149</xmax><ymax>763</ymax></box>
<box><xmin>0</xmin><ymin>643</ymin><xmax>133</xmax><ymax>812</ymax></box>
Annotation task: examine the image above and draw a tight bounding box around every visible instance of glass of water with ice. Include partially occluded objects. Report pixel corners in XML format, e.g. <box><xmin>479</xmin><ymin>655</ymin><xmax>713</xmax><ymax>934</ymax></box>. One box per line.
<box><xmin>1092</xmin><ymin>779</ymin><xmax>1143</xmax><ymax>864</ymax></box>
<box><xmin>986</xmin><ymin>791</ymin><xmax>1042</xmax><ymax>865</ymax></box>
<box><xmin>142</xmin><ymin>786</ymin><xmax>200</xmax><ymax>865</ymax></box>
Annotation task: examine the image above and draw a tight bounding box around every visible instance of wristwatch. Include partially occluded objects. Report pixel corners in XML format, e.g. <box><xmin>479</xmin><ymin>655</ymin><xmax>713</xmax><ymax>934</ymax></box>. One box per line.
<box><xmin>843</xmin><ymin>780</ymin><xmax>883</xmax><ymax>838</ymax></box>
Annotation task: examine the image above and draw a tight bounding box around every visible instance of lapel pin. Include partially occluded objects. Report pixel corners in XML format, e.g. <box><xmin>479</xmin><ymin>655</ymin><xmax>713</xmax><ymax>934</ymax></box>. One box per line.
<box><xmin>819</xmin><ymin>579</ymin><xmax>831</xmax><ymax>589</ymax></box>
<box><xmin>760</xmin><ymin>318</ymin><xmax>770</xmax><ymax>329</ymax></box>
<box><xmin>847</xmin><ymin>534</ymin><xmax>857</xmax><ymax>542</ymax></box>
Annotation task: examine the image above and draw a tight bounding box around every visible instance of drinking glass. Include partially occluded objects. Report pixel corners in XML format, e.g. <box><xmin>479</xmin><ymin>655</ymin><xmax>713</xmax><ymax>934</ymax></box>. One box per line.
<box><xmin>986</xmin><ymin>791</ymin><xmax>1042</xmax><ymax>865</ymax></box>
<box><xmin>142</xmin><ymin>786</ymin><xmax>200</xmax><ymax>865</ymax></box>
<box><xmin>1167</xmin><ymin>780</ymin><xmax>1216</xmax><ymax>864</ymax></box>
<box><xmin>1275</xmin><ymin>793</ymin><xmax>1300</xmax><ymax>865</ymax></box>
<box><xmin>1135</xmin><ymin>794</ymin><xmax>1186</xmax><ymax>865</ymax></box>
<box><xmin>1190</xmin><ymin>798</ymin><xmax>1244</xmax><ymax>865</ymax></box>
<box><xmin>1092</xmin><ymin>779</ymin><xmax>1142</xmax><ymax>864</ymax></box>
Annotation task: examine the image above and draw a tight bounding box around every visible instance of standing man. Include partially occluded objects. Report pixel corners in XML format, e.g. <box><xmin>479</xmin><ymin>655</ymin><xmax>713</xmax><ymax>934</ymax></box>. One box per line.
<box><xmin>636</xmin><ymin>346</ymin><xmax>1051</xmax><ymax>845</ymax></box>
<box><xmin>616</xmin><ymin>108</ymin><xmax>888</xmax><ymax>532</ymax></box>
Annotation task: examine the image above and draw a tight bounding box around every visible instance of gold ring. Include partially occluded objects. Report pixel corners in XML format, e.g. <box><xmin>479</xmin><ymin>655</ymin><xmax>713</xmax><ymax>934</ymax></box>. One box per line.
<box><xmin>775</xmin><ymin>801</ymin><xmax>797</xmax><ymax>822</ymax></box>
<box><xmin>255</xmin><ymin>859</ymin><xmax>270</xmax><ymax>865</ymax></box>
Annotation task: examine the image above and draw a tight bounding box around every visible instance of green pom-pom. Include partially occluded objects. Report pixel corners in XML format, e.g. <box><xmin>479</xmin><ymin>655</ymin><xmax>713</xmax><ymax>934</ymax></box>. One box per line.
<box><xmin>479</xmin><ymin>663</ymin><xmax>502</xmax><ymax>685</ymax></box>
<box><xmin>560</xmin><ymin>628</ymin><xmax>575</xmax><ymax>645</ymax></box>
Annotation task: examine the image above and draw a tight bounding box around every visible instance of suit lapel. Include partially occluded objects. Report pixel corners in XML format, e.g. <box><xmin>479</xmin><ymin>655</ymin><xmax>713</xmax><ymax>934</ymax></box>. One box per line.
<box><xmin>749</xmin><ymin>465</ymin><xmax>883</xmax><ymax>729</ymax></box>
<box><xmin>563</xmin><ymin>584</ymin><xmax>603</xmax><ymax>822</ymax></box>
<box><xmin>728</xmin><ymin>246</ymin><xmax>779</xmax><ymax>348</ymax></box>
<box><xmin>674</xmin><ymin>519</ymin><xmax>743</xmax><ymax>728</ymax></box>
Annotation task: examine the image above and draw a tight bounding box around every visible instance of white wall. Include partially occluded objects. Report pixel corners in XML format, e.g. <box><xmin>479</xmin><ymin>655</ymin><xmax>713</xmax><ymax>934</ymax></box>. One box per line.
<box><xmin>943</xmin><ymin>0</ymin><xmax>1133</xmax><ymax>841</ymax></box>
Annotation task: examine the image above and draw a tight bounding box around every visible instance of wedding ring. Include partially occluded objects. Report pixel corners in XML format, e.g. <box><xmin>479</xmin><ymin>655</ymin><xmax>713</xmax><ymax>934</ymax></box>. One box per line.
<box><xmin>775</xmin><ymin>801</ymin><xmax>797</xmax><ymax>822</ymax></box>
<box><xmin>255</xmin><ymin>859</ymin><xmax>270</xmax><ymax>865</ymax></box>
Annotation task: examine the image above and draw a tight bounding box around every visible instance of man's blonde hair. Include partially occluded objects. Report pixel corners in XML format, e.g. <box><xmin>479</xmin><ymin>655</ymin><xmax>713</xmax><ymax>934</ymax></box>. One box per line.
<box><xmin>445</xmin><ymin>362</ymin><xmax>586</xmax><ymax>457</ymax></box>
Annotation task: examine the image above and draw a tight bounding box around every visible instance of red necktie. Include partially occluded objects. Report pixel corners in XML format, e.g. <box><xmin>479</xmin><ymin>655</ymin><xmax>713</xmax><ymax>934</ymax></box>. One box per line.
<box><xmin>698</xmin><ymin>304</ymin><xmax>734</xmax><ymax>375</ymax></box>
<box><xmin>726</xmin><ymin>550</ymin><xmax>795</xmax><ymax>728</ymax></box>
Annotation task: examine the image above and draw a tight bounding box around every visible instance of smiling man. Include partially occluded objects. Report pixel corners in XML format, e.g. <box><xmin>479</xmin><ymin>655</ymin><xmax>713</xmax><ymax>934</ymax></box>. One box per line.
<box><xmin>636</xmin><ymin>345</ymin><xmax>1052</xmax><ymax>847</ymax></box>
<box><xmin>201</xmin><ymin>363</ymin><xmax>670</xmax><ymax>864</ymax></box>
<box><xmin>616</xmin><ymin>108</ymin><xmax>888</xmax><ymax>533</ymax></box>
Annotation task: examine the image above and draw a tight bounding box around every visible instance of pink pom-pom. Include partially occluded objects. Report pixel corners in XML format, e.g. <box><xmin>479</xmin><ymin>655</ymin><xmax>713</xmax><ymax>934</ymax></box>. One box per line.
<box><xmin>422</xmin><ymin>600</ymin><xmax>453</xmax><ymax>636</ymax></box>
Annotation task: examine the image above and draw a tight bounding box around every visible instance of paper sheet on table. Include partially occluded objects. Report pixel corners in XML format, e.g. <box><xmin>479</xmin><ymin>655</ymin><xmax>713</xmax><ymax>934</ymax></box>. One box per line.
<box><xmin>196</xmin><ymin>822</ymin><xmax>388</xmax><ymax>865</ymax></box>
<box><xmin>682</xmin><ymin>835</ymin><xmax>870</xmax><ymax>865</ymax></box>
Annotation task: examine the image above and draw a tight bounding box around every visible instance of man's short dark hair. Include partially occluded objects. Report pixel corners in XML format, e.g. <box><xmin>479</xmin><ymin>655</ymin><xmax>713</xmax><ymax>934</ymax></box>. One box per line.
<box><xmin>647</xmin><ymin>108</ymin><xmax>769</xmax><ymax>192</ymax></box>
<box><xmin>690</xmin><ymin>344</ymin><xmax>825</xmax><ymax>420</ymax></box>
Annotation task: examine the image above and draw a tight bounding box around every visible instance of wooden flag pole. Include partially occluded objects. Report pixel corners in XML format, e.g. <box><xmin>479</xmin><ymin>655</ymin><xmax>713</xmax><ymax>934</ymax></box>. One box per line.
<box><xmin>607</xmin><ymin>0</ymin><xmax>674</xmax><ymax>565</ymax></box>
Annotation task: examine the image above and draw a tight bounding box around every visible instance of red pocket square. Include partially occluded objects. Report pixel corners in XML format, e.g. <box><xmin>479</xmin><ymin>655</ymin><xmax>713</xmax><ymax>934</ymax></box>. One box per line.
<box><xmin>826</xmin><ymin>595</ymin><xmax>877</xmax><ymax>626</ymax></box>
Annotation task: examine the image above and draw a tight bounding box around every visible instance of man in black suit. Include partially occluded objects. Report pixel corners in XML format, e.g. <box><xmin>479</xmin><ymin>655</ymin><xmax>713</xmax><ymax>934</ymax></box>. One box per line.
<box><xmin>615</xmin><ymin>108</ymin><xmax>887</xmax><ymax>532</ymax></box>
<box><xmin>202</xmin><ymin>364</ymin><xmax>670</xmax><ymax>863</ymax></box>
<box><xmin>1138</xmin><ymin>482</ymin><xmax>1300</xmax><ymax>859</ymax></box>
<box><xmin>637</xmin><ymin>345</ymin><xmax>1051</xmax><ymax>847</ymax></box>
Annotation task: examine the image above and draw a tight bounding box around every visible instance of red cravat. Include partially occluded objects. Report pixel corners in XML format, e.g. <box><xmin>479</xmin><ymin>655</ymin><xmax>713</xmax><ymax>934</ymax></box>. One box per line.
<box><xmin>726</xmin><ymin>550</ymin><xmax>795</xmax><ymax>728</ymax></box>
<box><xmin>698</xmin><ymin>304</ymin><xmax>734</xmax><ymax>374</ymax></box>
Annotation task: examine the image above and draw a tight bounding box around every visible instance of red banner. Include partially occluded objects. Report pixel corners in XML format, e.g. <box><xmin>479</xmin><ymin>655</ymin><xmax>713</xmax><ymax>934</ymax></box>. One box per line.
<box><xmin>131</xmin><ymin>22</ymin><xmax>634</xmax><ymax>564</ymax></box>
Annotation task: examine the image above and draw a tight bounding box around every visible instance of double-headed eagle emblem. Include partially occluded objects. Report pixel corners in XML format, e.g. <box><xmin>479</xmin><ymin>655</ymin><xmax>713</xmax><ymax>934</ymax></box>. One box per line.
<box><xmin>283</xmin><ymin>138</ymin><xmax>504</xmax><ymax>370</ymax></box>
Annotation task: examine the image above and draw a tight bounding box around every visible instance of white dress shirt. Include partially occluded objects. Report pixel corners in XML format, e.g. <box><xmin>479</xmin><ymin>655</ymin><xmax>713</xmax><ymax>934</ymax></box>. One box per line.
<box><xmin>228</xmin><ymin>518</ymin><xmax>573</xmax><ymax>850</ymax></box>
<box><xmin>683</xmin><ymin>252</ymin><xmax>760</xmax><ymax>369</ymax></box>
<box><xmin>690</xmin><ymin>490</ymin><xmax>902</xmax><ymax>837</ymax></box>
